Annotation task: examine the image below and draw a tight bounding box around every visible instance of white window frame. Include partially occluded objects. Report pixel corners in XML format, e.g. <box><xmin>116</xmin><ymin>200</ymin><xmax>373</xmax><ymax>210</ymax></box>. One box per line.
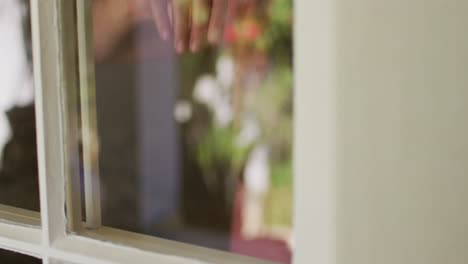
<box><xmin>0</xmin><ymin>0</ymin><xmax>334</xmax><ymax>263</ymax></box>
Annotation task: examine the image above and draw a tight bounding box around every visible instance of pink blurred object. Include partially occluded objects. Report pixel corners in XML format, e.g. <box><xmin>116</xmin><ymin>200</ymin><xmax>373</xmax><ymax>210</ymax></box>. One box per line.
<box><xmin>224</xmin><ymin>24</ymin><xmax>238</xmax><ymax>44</ymax></box>
<box><xmin>230</xmin><ymin>186</ymin><xmax>292</xmax><ymax>264</ymax></box>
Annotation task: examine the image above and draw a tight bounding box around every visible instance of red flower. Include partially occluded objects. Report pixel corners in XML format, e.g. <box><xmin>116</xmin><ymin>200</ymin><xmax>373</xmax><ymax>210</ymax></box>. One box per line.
<box><xmin>224</xmin><ymin>19</ymin><xmax>262</xmax><ymax>45</ymax></box>
<box><xmin>224</xmin><ymin>24</ymin><xmax>238</xmax><ymax>44</ymax></box>
<box><xmin>242</xmin><ymin>20</ymin><xmax>262</xmax><ymax>42</ymax></box>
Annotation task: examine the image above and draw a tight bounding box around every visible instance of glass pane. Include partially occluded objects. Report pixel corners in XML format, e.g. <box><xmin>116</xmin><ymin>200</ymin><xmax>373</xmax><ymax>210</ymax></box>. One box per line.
<box><xmin>0</xmin><ymin>0</ymin><xmax>39</xmax><ymax>212</ymax></box>
<box><xmin>50</xmin><ymin>259</ymin><xmax>76</xmax><ymax>264</ymax></box>
<box><xmin>0</xmin><ymin>248</ymin><xmax>41</xmax><ymax>264</ymax></box>
<box><xmin>84</xmin><ymin>0</ymin><xmax>293</xmax><ymax>262</ymax></box>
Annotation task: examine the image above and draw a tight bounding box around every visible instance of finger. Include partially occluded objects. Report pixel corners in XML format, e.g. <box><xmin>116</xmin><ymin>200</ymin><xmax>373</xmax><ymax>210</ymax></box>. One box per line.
<box><xmin>225</xmin><ymin>0</ymin><xmax>240</xmax><ymax>25</ymax></box>
<box><xmin>207</xmin><ymin>0</ymin><xmax>228</xmax><ymax>44</ymax></box>
<box><xmin>167</xmin><ymin>1</ymin><xmax>174</xmax><ymax>27</ymax></box>
<box><xmin>149</xmin><ymin>0</ymin><xmax>171</xmax><ymax>41</ymax></box>
<box><xmin>190</xmin><ymin>0</ymin><xmax>211</xmax><ymax>52</ymax></box>
<box><xmin>173</xmin><ymin>0</ymin><xmax>192</xmax><ymax>53</ymax></box>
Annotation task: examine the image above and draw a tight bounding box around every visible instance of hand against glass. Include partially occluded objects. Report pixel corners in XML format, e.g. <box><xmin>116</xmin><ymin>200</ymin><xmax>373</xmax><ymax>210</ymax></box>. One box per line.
<box><xmin>93</xmin><ymin>0</ymin><xmax>239</xmax><ymax>61</ymax></box>
<box><xmin>150</xmin><ymin>0</ymin><xmax>237</xmax><ymax>52</ymax></box>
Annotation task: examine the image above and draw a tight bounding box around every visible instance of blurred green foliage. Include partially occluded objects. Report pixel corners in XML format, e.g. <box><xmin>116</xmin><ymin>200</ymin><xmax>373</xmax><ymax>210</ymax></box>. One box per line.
<box><xmin>262</xmin><ymin>0</ymin><xmax>293</xmax><ymax>64</ymax></box>
<box><xmin>251</xmin><ymin>65</ymin><xmax>293</xmax><ymax>184</ymax></box>
<box><xmin>197</xmin><ymin>126</ymin><xmax>251</xmax><ymax>177</ymax></box>
<box><xmin>265</xmin><ymin>186</ymin><xmax>293</xmax><ymax>227</ymax></box>
<box><xmin>184</xmin><ymin>0</ymin><xmax>294</xmax><ymax>228</ymax></box>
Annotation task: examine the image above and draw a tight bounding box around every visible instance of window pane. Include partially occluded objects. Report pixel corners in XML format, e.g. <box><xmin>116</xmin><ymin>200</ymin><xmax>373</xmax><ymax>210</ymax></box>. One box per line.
<box><xmin>0</xmin><ymin>248</ymin><xmax>41</xmax><ymax>264</ymax></box>
<box><xmin>83</xmin><ymin>0</ymin><xmax>293</xmax><ymax>262</ymax></box>
<box><xmin>50</xmin><ymin>259</ymin><xmax>76</xmax><ymax>264</ymax></box>
<box><xmin>0</xmin><ymin>0</ymin><xmax>39</xmax><ymax>212</ymax></box>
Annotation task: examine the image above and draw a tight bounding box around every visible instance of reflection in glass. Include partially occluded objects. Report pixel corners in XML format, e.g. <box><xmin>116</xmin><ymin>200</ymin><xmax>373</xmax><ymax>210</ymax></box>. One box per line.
<box><xmin>0</xmin><ymin>248</ymin><xmax>41</xmax><ymax>264</ymax></box>
<box><xmin>0</xmin><ymin>0</ymin><xmax>39</xmax><ymax>212</ymax></box>
<box><xmin>86</xmin><ymin>0</ymin><xmax>293</xmax><ymax>262</ymax></box>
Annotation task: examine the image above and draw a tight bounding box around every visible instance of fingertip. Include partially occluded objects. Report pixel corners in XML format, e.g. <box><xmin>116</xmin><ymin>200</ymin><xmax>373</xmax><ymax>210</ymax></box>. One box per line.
<box><xmin>208</xmin><ymin>30</ymin><xmax>219</xmax><ymax>44</ymax></box>
<box><xmin>191</xmin><ymin>41</ymin><xmax>199</xmax><ymax>52</ymax></box>
<box><xmin>176</xmin><ymin>41</ymin><xmax>185</xmax><ymax>53</ymax></box>
<box><xmin>161</xmin><ymin>30</ymin><xmax>169</xmax><ymax>41</ymax></box>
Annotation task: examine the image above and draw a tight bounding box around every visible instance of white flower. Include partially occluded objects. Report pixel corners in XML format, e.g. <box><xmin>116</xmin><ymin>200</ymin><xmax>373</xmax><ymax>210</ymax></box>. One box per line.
<box><xmin>216</xmin><ymin>55</ymin><xmax>235</xmax><ymax>90</ymax></box>
<box><xmin>193</xmin><ymin>75</ymin><xmax>219</xmax><ymax>106</ymax></box>
<box><xmin>174</xmin><ymin>100</ymin><xmax>193</xmax><ymax>123</ymax></box>
<box><xmin>213</xmin><ymin>99</ymin><xmax>233</xmax><ymax>127</ymax></box>
<box><xmin>237</xmin><ymin>115</ymin><xmax>260</xmax><ymax>147</ymax></box>
<box><xmin>194</xmin><ymin>74</ymin><xmax>234</xmax><ymax>127</ymax></box>
<box><xmin>244</xmin><ymin>145</ymin><xmax>270</xmax><ymax>195</ymax></box>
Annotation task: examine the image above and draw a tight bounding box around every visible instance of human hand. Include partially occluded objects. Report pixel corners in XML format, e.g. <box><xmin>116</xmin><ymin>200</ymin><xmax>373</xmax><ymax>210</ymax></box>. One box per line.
<box><xmin>148</xmin><ymin>0</ymin><xmax>241</xmax><ymax>53</ymax></box>
<box><xmin>93</xmin><ymin>0</ymin><xmax>240</xmax><ymax>60</ymax></box>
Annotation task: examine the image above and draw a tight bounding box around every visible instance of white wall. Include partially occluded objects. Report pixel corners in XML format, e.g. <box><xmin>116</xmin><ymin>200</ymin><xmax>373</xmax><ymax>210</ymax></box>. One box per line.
<box><xmin>295</xmin><ymin>1</ymin><xmax>468</xmax><ymax>263</ymax></box>
<box><xmin>335</xmin><ymin>1</ymin><xmax>468</xmax><ymax>263</ymax></box>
